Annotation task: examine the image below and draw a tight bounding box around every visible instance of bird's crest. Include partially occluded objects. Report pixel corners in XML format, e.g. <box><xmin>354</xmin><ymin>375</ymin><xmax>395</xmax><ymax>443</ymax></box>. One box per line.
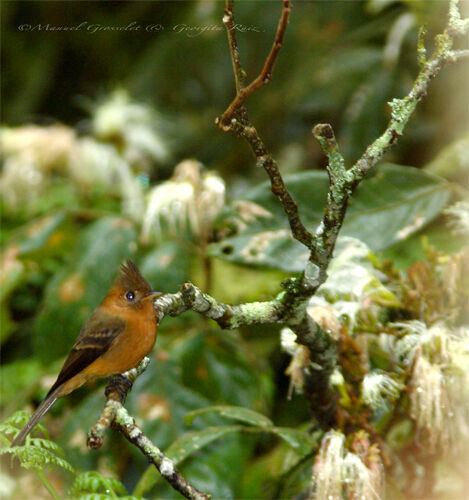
<box><xmin>117</xmin><ymin>259</ymin><xmax>152</xmax><ymax>294</ymax></box>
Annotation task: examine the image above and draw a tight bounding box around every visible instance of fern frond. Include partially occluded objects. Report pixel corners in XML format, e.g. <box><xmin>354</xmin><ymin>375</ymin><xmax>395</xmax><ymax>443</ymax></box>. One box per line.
<box><xmin>68</xmin><ymin>471</ymin><xmax>128</xmax><ymax>497</ymax></box>
<box><xmin>1</xmin><ymin>444</ymin><xmax>74</xmax><ymax>473</ymax></box>
<box><xmin>0</xmin><ymin>410</ymin><xmax>49</xmax><ymax>440</ymax></box>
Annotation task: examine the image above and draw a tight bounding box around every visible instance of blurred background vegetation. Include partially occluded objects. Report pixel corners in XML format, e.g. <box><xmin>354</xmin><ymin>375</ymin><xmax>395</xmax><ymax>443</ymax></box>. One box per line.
<box><xmin>1</xmin><ymin>1</ymin><xmax>468</xmax><ymax>499</ymax></box>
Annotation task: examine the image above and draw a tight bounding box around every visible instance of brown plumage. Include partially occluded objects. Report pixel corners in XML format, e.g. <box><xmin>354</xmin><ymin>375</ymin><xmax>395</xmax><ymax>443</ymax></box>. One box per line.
<box><xmin>12</xmin><ymin>259</ymin><xmax>160</xmax><ymax>447</ymax></box>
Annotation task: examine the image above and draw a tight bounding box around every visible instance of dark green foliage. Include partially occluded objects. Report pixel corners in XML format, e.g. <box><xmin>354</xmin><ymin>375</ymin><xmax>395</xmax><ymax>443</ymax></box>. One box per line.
<box><xmin>211</xmin><ymin>164</ymin><xmax>454</xmax><ymax>271</ymax></box>
<box><xmin>1</xmin><ymin>1</ymin><xmax>467</xmax><ymax>499</ymax></box>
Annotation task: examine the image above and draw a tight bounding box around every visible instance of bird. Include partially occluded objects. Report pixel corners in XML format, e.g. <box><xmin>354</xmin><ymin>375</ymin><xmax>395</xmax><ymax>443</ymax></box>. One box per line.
<box><xmin>11</xmin><ymin>259</ymin><xmax>160</xmax><ymax>447</ymax></box>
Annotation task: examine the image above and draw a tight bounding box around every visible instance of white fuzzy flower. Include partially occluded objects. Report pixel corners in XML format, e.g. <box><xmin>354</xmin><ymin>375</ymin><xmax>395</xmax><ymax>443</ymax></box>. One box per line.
<box><xmin>141</xmin><ymin>180</ymin><xmax>196</xmax><ymax>241</ymax></box>
<box><xmin>312</xmin><ymin>430</ymin><xmax>345</xmax><ymax>499</ymax></box>
<box><xmin>68</xmin><ymin>139</ymin><xmax>144</xmax><ymax>221</ymax></box>
<box><xmin>311</xmin><ymin>430</ymin><xmax>383</xmax><ymax>500</ymax></box>
<box><xmin>361</xmin><ymin>371</ymin><xmax>402</xmax><ymax>410</ymax></box>
<box><xmin>410</xmin><ymin>354</ymin><xmax>446</xmax><ymax>450</ymax></box>
<box><xmin>0</xmin><ymin>125</ymin><xmax>75</xmax><ymax>209</ymax></box>
<box><xmin>141</xmin><ymin>159</ymin><xmax>225</xmax><ymax>242</ymax></box>
<box><xmin>444</xmin><ymin>201</ymin><xmax>469</xmax><ymax>234</ymax></box>
<box><xmin>315</xmin><ymin>237</ymin><xmax>399</xmax><ymax>329</ymax></box>
<box><xmin>342</xmin><ymin>451</ymin><xmax>382</xmax><ymax>500</ymax></box>
<box><xmin>92</xmin><ymin>89</ymin><xmax>167</xmax><ymax>166</ymax></box>
<box><xmin>307</xmin><ymin>298</ymin><xmax>342</xmax><ymax>340</ymax></box>
<box><xmin>281</xmin><ymin>328</ymin><xmax>309</xmax><ymax>398</ymax></box>
<box><xmin>404</xmin><ymin>323</ymin><xmax>469</xmax><ymax>452</ymax></box>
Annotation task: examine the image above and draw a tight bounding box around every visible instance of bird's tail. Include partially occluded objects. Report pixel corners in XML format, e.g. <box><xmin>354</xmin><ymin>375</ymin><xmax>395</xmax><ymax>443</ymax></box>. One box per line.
<box><xmin>11</xmin><ymin>389</ymin><xmax>60</xmax><ymax>446</ymax></box>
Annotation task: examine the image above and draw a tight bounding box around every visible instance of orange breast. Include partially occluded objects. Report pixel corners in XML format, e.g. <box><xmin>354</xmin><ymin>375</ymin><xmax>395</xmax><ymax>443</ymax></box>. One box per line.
<box><xmin>83</xmin><ymin>311</ymin><xmax>157</xmax><ymax>377</ymax></box>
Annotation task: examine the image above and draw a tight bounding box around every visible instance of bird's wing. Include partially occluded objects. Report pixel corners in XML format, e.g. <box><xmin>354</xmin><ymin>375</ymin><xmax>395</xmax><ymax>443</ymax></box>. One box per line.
<box><xmin>46</xmin><ymin>311</ymin><xmax>126</xmax><ymax>396</ymax></box>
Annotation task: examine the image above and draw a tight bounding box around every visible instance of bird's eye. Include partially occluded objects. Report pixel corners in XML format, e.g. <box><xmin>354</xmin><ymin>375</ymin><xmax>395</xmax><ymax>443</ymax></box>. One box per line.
<box><xmin>126</xmin><ymin>291</ymin><xmax>135</xmax><ymax>302</ymax></box>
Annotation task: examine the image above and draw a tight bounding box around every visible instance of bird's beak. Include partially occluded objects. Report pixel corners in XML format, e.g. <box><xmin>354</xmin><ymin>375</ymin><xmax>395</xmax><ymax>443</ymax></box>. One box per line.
<box><xmin>145</xmin><ymin>291</ymin><xmax>163</xmax><ymax>301</ymax></box>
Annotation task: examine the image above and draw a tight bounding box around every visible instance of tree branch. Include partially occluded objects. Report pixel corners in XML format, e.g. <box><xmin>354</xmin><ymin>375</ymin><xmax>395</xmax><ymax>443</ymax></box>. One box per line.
<box><xmin>215</xmin><ymin>0</ymin><xmax>316</xmax><ymax>259</ymax></box>
<box><xmin>312</xmin><ymin>124</ymin><xmax>351</xmax><ymax>265</ymax></box>
<box><xmin>312</xmin><ymin>0</ymin><xmax>468</xmax><ymax>264</ymax></box>
<box><xmin>88</xmin><ymin>358</ymin><xmax>209</xmax><ymax>500</ymax></box>
<box><xmin>218</xmin><ymin>0</ymin><xmax>292</xmax><ymax>126</ymax></box>
<box><xmin>87</xmin><ymin>0</ymin><xmax>468</xmax><ymax>489</ymax></box>
<box><xmin>349</xmin><ymin>0</ymin><xmax>469</xmax><ymax>186</ymax></box>
<box><xmin>222</xmin><ymin>0</ymin><xmax>246</xmax><ymax>92</ymax></box>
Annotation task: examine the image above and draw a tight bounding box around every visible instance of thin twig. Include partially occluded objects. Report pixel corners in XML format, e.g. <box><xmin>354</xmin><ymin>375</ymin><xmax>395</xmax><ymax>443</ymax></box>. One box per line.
<box><xmin>88</xmin><ymin>358</ymin><xmax>150</xmax><ymax>449</ymax></box>
<box><xmin>218</xmin><ymin>0</ymin><xmax>292</xmax><ymax>127</ymax></box>
<box><xmin>88</xmin><ymin>358</ymin><xmax>209</xmax><ymax>500</ymax></box>
<box><xmin>231</xmin><ymin>120</ymin><xmax>316</xmax><ymax>254</ymax></box>
<box><xmin>312</xmin><ymin>124</ymin><xmax>351</xmax><ymax>263</ymax></box>
<box><xmin>115</xmin><ymin>407</ymin><xmax>210</xmax><ymax>500</ymax></box>
<box><xmin>223</xmin><ymin>0</ymin><xmax>246</xmax><ymax>92</ymax></box>
<box><xmin>349</xmin><ymin>0</ymin><xmax>469</xmax><ymax>186</ymax></box>
<box><xmin>214</xmin><ymin>0</ymin><xmax>336</xmax><ymax>426</ymax></box>
<box><xmin>311</xmin><ymin>0</ymin><xmax>468</xmax><ymax>263</ymax></box>
<box><xmin>216</xmin><ymin>0</ymin><xmax>315</xmax><ymax>256</ymax></box>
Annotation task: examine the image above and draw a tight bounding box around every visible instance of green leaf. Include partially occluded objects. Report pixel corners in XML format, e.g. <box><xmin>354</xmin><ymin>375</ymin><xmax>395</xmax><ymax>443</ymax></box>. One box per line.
<box><xmin>0</xmin><ymin>410</ymin><xmax>49</xmax><ymax>441</ymax></box>
<box><xmin>1</xmin><ymin>428</ymin><xmax>74</xmax><ymax>473</ymax></box>
<box><xmin>0</xmin><ymin>254</ymin><xmax>25</xmax><ymax>344</ymax></box>
<box><xmin>210</xmin><ymin>164</ymin><xmax>452</xmax><ymax>271</ymax></box>
<box><xmin>170</xmin><ymin>329</ymin><xmax>273</xmax><ymax>411</ymax></box>
<box><xmin>0</xmin><ymin>360</ymin><xmax>43</xmax><ymax>405</ymax></box>
<box><xmin>12</xmin><ymin>212</ymin><xmax>67</xmax><ymax>256</ymax></box>
<box><xmin>165</xmin><ymin>425</ymin><xmax>241</xmax><ymax>464</ymax></box>
<box><xmin>184</xmin><ymin>405</ymin><xmax>273</xmax><ymax>428</ymax></box>
<box><xmin>34</xmin><ymin>216</ymin><xmax>137</xmax><ymax>362</ymax></box>
<box><xmin>140</xmin><ymin>241</ymin><xmax>191</xmax><ymax>293</ymax></box>
<box><xmin>277</xmin><ymin>454</ymin><xmax>317</xmax><ymax>499</ymax></box>
<box><xmin>0</xmin><ymin>256</ymin><xmax>25</xmax><ymax>302</ymax></box>
<box><xmin>134</xmin><ymin>423</ymin><xmax>318</xmax><ymax>497</ymax></box>
<box><xmin>268</xmin><ymin>427</ymin><xmax>319</xmax><ymax>457</ymax></box>
<box><xmin>379</xmin><ymin>217</ymin><xmax>468</xmax><ymax>268</ymax></box>
<box><xmin>134</xmin><ymin>426</ymin><xmax>241</xmax><ymax>497</ymax></box>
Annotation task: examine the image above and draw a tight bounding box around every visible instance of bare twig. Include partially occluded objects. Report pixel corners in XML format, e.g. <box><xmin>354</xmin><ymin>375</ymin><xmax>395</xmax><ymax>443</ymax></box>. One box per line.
<box><xmin>231</xmin><ymin>120</ymin><xmax>316</xmax><ymax>255</ymax></box>
<box><xmin>216</xmin><ymin>0</ymin><xmax>315</xmax><ymax>257</ymax></box>
<box><xmin>222</xmin><ymin>0</ymin><xmax>246</xmax><ymax>92</ymax></box>
<box><xmin>88</xmin><ymin>358</ymin><xmax>150</xmax><ymax>448</ymax></box>
<box><xmin>88</xmin><ymin>358</ymin><xmax>209</xmax><ymax>500</ymax></box>
<box><xmin>218</xmin><ymin>0</ymin><xmax>292</xmax><ymax>127</ymax></box>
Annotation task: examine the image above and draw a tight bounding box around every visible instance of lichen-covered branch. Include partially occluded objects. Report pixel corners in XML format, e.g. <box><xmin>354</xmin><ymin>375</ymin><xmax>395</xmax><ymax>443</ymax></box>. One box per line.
<box><xmin>91</xmin><ymin>0</ymin><xmax>467</xmax><ymax>482</ymax></box>
<box><xmin>115</xmin><ymin>406</ymin><xmax>209</xmax><ymax>500</ymax></box>
<box><xmin>155</xmin><ymin>279</ymin><xmax>338</xmax><ymax>428</ymax></box>
<box><xmin>155</xmin><ymin>279</ymin><xmax>318</xmax><ymax>330</ymax></box>
<box><xmin>312</xmin><ymin>124</ymin><xmax>351</xmax><ymax>266</ymax></box>
<box><xmin>88</xmin><ymin>358</ymin><xmax>209</xmax><ymax>500</ymax></box>
<box><xmin>313</xmin><ymin>0</ymin><xmax>468</xmax><ymax>265</ymax></box>
<box><xmin>348</xmin><ymin>0</ymin><xmax>468</xmax><ymax>186</ymax></box>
